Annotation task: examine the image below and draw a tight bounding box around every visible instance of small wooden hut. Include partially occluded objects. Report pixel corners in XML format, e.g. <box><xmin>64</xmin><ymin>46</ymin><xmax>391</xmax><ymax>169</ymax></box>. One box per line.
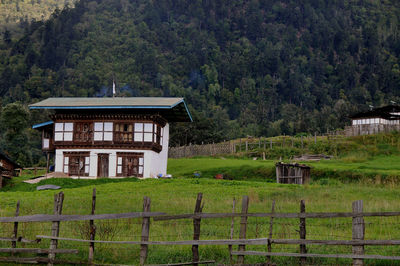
<box><xmin>275</xmin><ymin>162</ymin><xmax>311</xmax><ymax>185</ymax></box>
<box><xmin>0</xmin><ymin>152</ymin><xmax>21</xmax><ymax>188</ymax></box>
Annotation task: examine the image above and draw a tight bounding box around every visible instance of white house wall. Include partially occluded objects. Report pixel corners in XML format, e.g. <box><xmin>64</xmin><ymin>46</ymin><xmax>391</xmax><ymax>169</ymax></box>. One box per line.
<box><xmin>54</xmin><ymin>123</ymin><xmax>170</xmax><ymax>178</ymax></box>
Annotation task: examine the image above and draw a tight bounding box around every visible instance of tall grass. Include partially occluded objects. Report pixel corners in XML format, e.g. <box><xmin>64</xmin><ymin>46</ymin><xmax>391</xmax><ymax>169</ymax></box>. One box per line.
<box><xmin>1</xmin><ymin>179</ymin><xmax>400</xmax><ymax>264</ymax></box>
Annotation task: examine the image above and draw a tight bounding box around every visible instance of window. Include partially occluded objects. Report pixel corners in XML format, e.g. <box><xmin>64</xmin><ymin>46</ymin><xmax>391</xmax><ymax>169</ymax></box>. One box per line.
<box><xmin>115</xmin><ymin>123</ymin><xmax>133</xmax><ymax>142</ymax></box>
<box><xmin>94</xmin><ymin>122</ymin><xmax>113</xmax><ymax>141</ymax></box>
<box><xmin>134</xmin><ymin>122</ymin><xmax>158</xmax><ymax>143</ymax></box>
<box><xmin>43</xmin><ymin>131</ymin><xmax>51</xmax><ymax>149</ymax></box>
<box><xmin>64</xmin><ymin>152</ymin><xmax>90</xmax><ymax>176</ymax></box>
<box><xmin>75</xmin><ymin>122</ymin><xmax>92</xmax><ymax>142</ymax></box>
<box><xmin>116</xmin><ymin>153</ymin><xmax>144</xmax><ymax>177</ymax></box>
<box><xmin>55</xmin><ymin>122</ymin><xmax>73</xmax><ymax>141</ymax></box>
<box><xmin>154</xmin><ymin>124</ymin><xmax>163</xmax><ymax>145</ymax></box>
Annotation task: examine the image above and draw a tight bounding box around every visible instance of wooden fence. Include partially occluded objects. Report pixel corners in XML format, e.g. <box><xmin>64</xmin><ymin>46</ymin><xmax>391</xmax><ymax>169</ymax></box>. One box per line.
<box><xmin>168</xmin><ymin>133</ymin><xmax>343</xmax><ymax>158</ymax></box>
<box><xmin>1</xmin><ymin>190</ymin><xmax>400</xmax><ymax>265</ymax></box>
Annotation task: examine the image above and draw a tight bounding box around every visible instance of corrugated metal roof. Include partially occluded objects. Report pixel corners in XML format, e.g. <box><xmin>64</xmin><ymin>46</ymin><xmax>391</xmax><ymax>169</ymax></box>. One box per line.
<box><xmin>29</xmin><ymin>97</ymin><xmax>184</xmax><ymax>108</ymax></box>
<box><xmin>29</xmin><ymin>97</ymin><xmax>192</xmax><ymax>122</ymax></box>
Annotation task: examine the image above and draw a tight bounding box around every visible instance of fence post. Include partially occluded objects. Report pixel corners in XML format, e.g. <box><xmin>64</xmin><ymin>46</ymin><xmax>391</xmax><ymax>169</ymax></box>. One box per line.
<box><xmin>263</xmin><ymin>139</ymin><xmax>266</xmax><ymax>150</ymax></box>
<box><xmin>266</xmin><ymin>200</ymin><xmax>275</xmax><ymax>263</ymax></box>
<box><xmin>48</xmin><ymin>192</ymin><xmax>64</xmax><ymax>266</ymax></box>
<box><xmin>12</xmin><ymin>201</ymin><xmax>20</xmax><ymax>250</ymax></box>
<box><xmin>259</xmin><ymin>138</ymin><xmax>261</xmax><ymax>149</ymax></box>
<box><xmin>239</xmin><ymin>139</ymin><xmax>242</xmax><ymax>152</ymax></box>
<box><xmin>301</xmin><ymin>136</ymin><xmax>304</xmax><ymax>150</ymax></box>
<box><xmin>352</xmin><ymin>200</ymin><xmax>364</xmax><ymax>266</ymax></box>
<box><xmin>270</xmin><ymin>139</ymin><xmax>272</xmax><ymax>149</ymax></box>
<box><xmin>245</xmin><ymin>141</ymin><xmax>248</xmax><ymax>152</ymax></box>
<box><xmin>237</xmin><ymin>196</ymin><xmax>249</xmax><ymax>264</ymax></box>
<box><xmin>192</xmin><ymin>193</ymin><xmax>203</xmax><ymax>266</ymax></box>
<box><xmin>228</xmin><ymin>198</ymin><xmax>236</xmax><ymax>264</ymax></box>
<box><xmin>88</xmin><ymin>188</ymin><xmax>96</xmax><ymax>264</ymax></box>
<box><xmin>300</xmin><ymin>200</ymin><xmax>307</xmax><ymax>265</ymax></box>
<box><xmin>314</xmin><ymin>132</ymin><xmax>317</xmax><ymax>144</ymax></box>
<box><xmin>140</xmin><ymin>196</ymin><xmax>151</xmax><ymax>266</ymax></box>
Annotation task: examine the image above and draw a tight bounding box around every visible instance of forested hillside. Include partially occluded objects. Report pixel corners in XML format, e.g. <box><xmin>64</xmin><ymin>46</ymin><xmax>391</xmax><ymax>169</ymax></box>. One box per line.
<box><xmin>0</xmin><ymin>0</ymin><xmax>75</xmax><ymax>34</ymax></box>
<box><xmin>1</xmin><ymin>0</ymin><xmax>400</xmax><ymax>165</ymax></box>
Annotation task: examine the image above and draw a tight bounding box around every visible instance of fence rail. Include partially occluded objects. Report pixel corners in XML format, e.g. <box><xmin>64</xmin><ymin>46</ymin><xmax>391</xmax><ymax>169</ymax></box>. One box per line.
<box><xmin>0</xmin><ymin>190</ymin><xmax>400</xmax><ymax>265</ymax></box>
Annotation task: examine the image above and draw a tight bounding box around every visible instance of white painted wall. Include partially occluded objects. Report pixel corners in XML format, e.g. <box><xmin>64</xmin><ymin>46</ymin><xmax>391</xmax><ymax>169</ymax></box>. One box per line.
<box><xmin>53</xmin><ymin>123</ymin><xmax>170</xmax><ymax>178</ymax></box>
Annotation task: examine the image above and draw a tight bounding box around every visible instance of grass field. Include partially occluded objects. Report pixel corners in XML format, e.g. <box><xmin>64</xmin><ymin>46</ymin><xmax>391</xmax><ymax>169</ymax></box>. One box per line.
<box><xmin>1</xmin><ymin>132</ymin><xmax>400</xmax><ymax>265</ymax></box>
<box><xmin>1</xmin><ymin>154</ymin><xmax>400</xmax><ymax>264</ymax></box>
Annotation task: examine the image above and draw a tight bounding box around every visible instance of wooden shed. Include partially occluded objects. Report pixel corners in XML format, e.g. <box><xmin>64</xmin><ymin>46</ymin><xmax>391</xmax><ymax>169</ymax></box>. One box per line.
<box><xmin>275</xmin><ymin>162</ymin><xmax>311</xmax><ymax>185</ymax></box>
<box><xmin>0</xmin><ymin>152</ymin><xmax>21</xmax><ymax>188</ymax></box>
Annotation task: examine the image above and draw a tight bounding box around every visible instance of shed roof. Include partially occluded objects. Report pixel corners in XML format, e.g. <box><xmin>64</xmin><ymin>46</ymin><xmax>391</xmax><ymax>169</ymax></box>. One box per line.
<box><xmin>0</xmin><ymin>151</ymin><xmax>21</xmax><ymax>169</ymax></box>
<box><xmin>29</xmin><ymin>97</ymin><xmax>192</xmax><ymax>122</ymax></box>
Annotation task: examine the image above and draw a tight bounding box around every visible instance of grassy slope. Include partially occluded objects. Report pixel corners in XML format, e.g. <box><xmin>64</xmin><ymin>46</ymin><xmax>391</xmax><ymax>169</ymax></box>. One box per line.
<box><xmin>167</xmin><ymin>155</ymin><xmax>400</xmax><ymax>183</ymax></box>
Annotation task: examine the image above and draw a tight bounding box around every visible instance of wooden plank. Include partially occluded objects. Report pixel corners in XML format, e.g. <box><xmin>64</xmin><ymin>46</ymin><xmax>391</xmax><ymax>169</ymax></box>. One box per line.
<box><xmin>88</xmin><ymin>188</ymin><xmax>96</xmax><ymax>264</ymax></box>
<box><xmin>4</xmin><ymin>209</ymin><xmax>400</xmax><ymax>223</ymax></box>
<box><xmin>0</xmin><ymin>248</ymin><xmax>78</xmax><ymax>254</ymax></box>
<box><xmin>36</xmin><ymin>235</ymin><xmax>400</xmax><ymax>246</ymax></box>
<box><xmin>237</xmin><ymin>196</ymin><xmax>249</xmax><ymax>264</ymax></box>
<box><xmin>0</xmin><ymin>237</ymin><xmax>39</xmax><ymax>243</ymax></box>
<box><xmin>228</xmin><ymin>198</ymin><xmax>236</xmax><ymax>264</ymax></box>
<box><xmin>192</xmin><ymin>193</ymin><xmax>203</xmax><ymax>266</ymax></box>
<box><xmin>140</xmin><ymin>196</ymin><xmax>151</xmax><ymax>266</ymax></box>
<box><xmin>37</xmin><ymin>235</ymin><xmax>270</xmax><ymax>245</ymax></box>
<box><xmin>231</xmin><ymin>251</ymin><xmax>400</xmax><ymax>260</ymax></box>
<box><xmin>266</xmin><ymin>200</ymin><xmax>275</xmax><ymax>263</ymax></box>
<box><xmin>153</xmin><ymin>211</ymin><xmax>400</xmax><ymax>221</ymax></box>
<box><xmin>146</xmin><ymin>261</ymin><xmax>215</xmax><ymax>266</ymax></box>
<box><xmin>0</xmin><ymin>257</ymin><xmax>86</xmax><ymax>264</ymax></box>
<box><xmin>48</xmin><ymin>192</ymin><xmax>64</xmax><ymax>266</ymax></box>
<box><xmin>0</xmin><ymin>211</ymin><xmax>165</xmax><ymax>223</ymax></box>
<box><xmin>299</xmin><ymin>200</ymin><xmax>306</xmax><ymax>265</ymax></box>
<box><xmin>352</xmin><ymin>200</ymin><xmax>364</xmax><ymax>266</ymax></box>
<box><xmin>12</xmin><ymin>201</ymin><xmax>20</xmax><ymax>250</ymax></box>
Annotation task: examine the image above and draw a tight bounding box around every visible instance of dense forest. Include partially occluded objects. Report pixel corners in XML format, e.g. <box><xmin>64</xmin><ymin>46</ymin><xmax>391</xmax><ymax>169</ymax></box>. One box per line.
<box><xmin>0</xmin><ymin>0</ymin><xmax>400</xmax><ymax>166</ymax></box>
<box><xmin>0</xmin><ymin>0</ymin><xmax>75</xmax><ymax>35</ymax></box>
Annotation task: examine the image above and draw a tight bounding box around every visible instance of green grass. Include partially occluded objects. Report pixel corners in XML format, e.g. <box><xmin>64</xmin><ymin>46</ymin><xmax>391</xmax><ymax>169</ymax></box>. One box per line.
<box><xmin>1</xmin><ymin>176</ymin><xmax>400</xmax><ymax>264</ymax></box>
<box><xmin>167</xmin><ymin>155</ymin><xmax>400</xmax><ymax>184</ymax></box>
<box><xmin>1</xmin><ymin>133</ymin><xmax>399</xmax><ymax>265</ymax></box>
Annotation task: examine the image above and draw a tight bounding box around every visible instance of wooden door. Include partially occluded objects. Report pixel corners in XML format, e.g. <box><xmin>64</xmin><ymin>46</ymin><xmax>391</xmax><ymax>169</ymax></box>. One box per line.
<box><xmin>97</xmin><ymin>154</ymin><xmax>109</xmax><ymax>177</ymax></box>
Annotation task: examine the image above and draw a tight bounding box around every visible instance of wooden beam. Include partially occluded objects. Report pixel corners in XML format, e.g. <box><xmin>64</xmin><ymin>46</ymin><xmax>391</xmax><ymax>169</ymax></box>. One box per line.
<box><xmin>231</xmin><ymin>251</ymin><xmax>400</xmax><ymax>260</ymax></box>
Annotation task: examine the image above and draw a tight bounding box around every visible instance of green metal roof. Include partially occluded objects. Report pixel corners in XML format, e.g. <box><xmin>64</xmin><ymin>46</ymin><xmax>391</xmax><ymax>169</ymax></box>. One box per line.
<box><xmin>29</xmin><ymin>97</ymin><xmax>192</xmax><ymax>122</ymax></box>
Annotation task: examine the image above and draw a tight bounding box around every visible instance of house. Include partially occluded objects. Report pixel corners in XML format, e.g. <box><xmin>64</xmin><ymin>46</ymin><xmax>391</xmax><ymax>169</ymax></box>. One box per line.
<box><xmin>30</xmin><ymin>97</ymin><xmax>192</xmax><ymax>178</ymax></box>
<box><xmin>346</xmin><ymin>105</ymin><xmax>400</xmax><ymax>136</ymax></box>
<box><xmin>0</xmin><ymin>151</ymin><xmax>21</xmax><ymax>188</ymax></box>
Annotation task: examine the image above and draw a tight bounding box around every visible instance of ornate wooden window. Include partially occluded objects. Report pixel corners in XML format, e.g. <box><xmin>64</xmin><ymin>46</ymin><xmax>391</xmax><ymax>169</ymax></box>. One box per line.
<box><xmin>114</xmin><ymin>123</ymin><xmax>133</xmax><ymax>143</ymax></box>
<box><xmin>74</xmin><ymin>122</ymin><xmax>93</xmax><ymax>142</ymax></box>
<box><xmin>94</xmin><ymin>122</ymin><xmax>113</xmax><ymax>141</ymax></box>
<box><xmin>54</xmin><ymin>122</ymin><xmax>73</xmax><ymax>141</ymax></box>
<box><xmin>63</xmin><ymin>152</ymin><xmax>90</xmax><ymax>176</ymax></box>
<box><xmin>116</xmin><ymin>152</ymin><xmax>144</xmax><ymax>177</ymax></box>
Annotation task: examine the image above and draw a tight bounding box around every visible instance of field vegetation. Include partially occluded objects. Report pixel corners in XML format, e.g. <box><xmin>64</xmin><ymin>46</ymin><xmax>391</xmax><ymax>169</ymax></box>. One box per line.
<box><xmin>0</xmin><ymin>133</ymin><xmax>399</xmax><ymax>264</ymax></box>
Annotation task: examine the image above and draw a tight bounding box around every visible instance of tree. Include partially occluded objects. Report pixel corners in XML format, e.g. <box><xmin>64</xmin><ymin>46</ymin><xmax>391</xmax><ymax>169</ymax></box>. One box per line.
<box><xmin>0</xmin><ymin>102</ymin><xmax>32</xmax><ymax>166</ymax></box>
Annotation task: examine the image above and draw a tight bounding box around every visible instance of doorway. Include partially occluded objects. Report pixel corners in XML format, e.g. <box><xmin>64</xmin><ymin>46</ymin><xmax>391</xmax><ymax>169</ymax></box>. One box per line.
<box><xmin>97</xmin><ymin>154</ymin><xmax>109</xmax><ymax>177</ymax></box>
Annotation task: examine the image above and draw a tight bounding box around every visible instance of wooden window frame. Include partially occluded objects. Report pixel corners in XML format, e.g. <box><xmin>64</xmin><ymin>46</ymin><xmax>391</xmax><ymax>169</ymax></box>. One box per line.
<box><xmin>116</xmin><ymin>152</ymin><xmax>144</xmax><ymax>177</ymax></box>
<box><xmin>63</xmin><ymin>152</ymin><xmax>90</xmax><ymax>176</ymax></box>
<box><xmin>114</xmin><ymin>123</ymin><xmax>133</xmax><ymax>143</ymax></box>
<box><xmin>74</xmin><ymin>122</ymin><xmax>93</xmax><ymax>143</ymax></box>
